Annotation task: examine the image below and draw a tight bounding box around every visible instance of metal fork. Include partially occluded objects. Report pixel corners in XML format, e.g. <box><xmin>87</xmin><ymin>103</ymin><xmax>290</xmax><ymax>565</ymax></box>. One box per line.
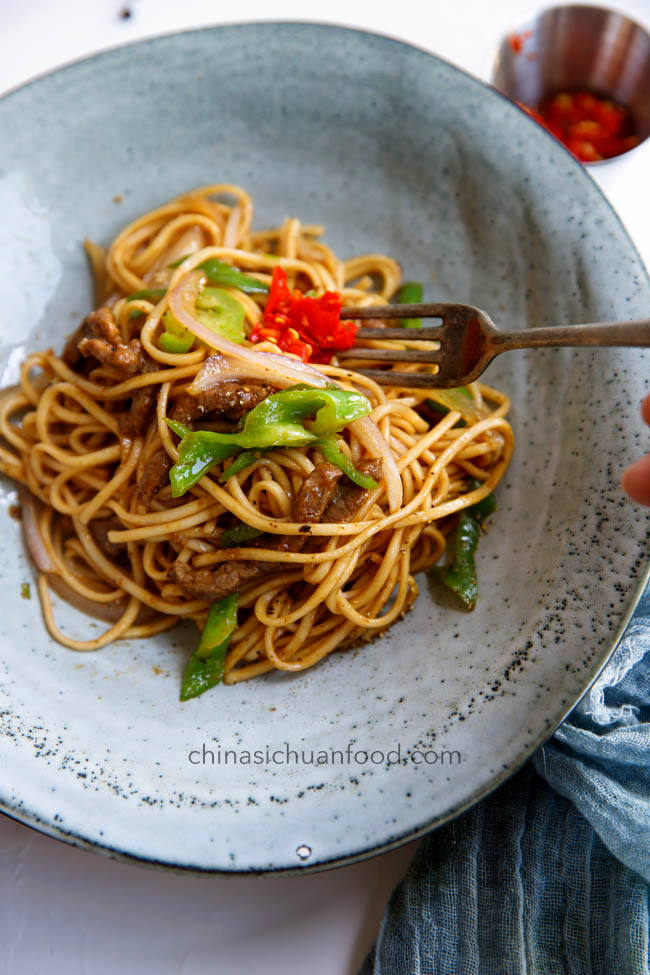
<box><xmin>337</xmin><ymin>303</ymin><xmax>650</xmax><ymax>388</ymax></box>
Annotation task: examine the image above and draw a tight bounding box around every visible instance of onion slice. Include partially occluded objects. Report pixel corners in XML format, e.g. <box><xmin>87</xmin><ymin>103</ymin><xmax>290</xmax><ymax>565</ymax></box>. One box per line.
<box><xmin>19</xmin><ymin>486</ymin><xmax>157</xmax><ymax>625</ymax></box>
<box><xmin>170</xmin><ymin>272</ymin><xmax>330</xmax><ymax>388</ymax></box>
<box><xmin>187</xmin><ymin>351</ymin><xmax>329</xmax><ymax>395</ymax></box>
<box><xmin>222</xmin><ymin>205</ymin><xmax>241</xmax><ymax>248</ymax></box>
<box><xmin>159</xmin><ymin>225</ymin><xmax>205</xmax><ymax>271</ymax></box>
<box><xmin>19</xmin><ymin>485</ymin><xmax>56</xmax><ymax>573</ymax></box>
<box><xmin>350</xmin><ymin>416</ymin><xmax>402</xmax><ymax>512</ymax></box>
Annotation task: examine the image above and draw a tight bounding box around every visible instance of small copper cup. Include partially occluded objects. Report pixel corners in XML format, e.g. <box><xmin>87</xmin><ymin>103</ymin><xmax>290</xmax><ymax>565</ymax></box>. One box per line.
<box><xmin>492</xmin><ymin>5</ymin><xmax>650</xmax><ymax>163</ymax></box>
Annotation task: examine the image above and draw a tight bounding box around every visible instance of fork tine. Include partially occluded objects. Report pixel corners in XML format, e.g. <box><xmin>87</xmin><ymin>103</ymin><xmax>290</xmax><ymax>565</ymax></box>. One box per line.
<box><xmin>351</xmin><ymin>370</ymin><xmax>454</xmax><ymax>389</ymax></box>
<box><xmin>340</xmin><ymin>303</ymin><xmax>450</xmax><ymax>320</ymax></box>
<box><xmin>338</xmin><ymin>302</ymin><xmax>486</xmax><ymax>386</ymax></box>
<box><xmin>349</xmin><ymin>327</ymin><xmax>445</xmax><ymax>341</ymax></box>
<box><xmin>337</xmin><ymin>347</ymin><xmax>441</xmax><ymax>363</ymax></box>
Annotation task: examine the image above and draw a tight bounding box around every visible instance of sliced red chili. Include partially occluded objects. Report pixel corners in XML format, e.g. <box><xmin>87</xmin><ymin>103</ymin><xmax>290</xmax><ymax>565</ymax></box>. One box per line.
<box><xmin>250</xmin><ymin>266</ymin><xmax>357</xmax><ymax>363</ymax></box>
<box><xmin>528</xmin><ymin>88</ymin><xmax>639</xmax><ymax>162</ymax></box>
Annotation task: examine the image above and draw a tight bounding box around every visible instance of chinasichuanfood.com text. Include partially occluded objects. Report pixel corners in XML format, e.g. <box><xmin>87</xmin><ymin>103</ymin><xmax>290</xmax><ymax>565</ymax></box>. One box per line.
<box><xmin>188</xmin><ymin>743</ymin><xmax>462</xmax><ymax>766</ymax></box>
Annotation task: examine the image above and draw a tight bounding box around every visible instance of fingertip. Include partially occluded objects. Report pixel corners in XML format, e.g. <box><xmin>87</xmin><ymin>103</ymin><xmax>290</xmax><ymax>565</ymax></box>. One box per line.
<box><xmin>621</xmin><ymin>454</ymin><xmax>650</xmax><ymax>506</ymax></box>
<box><xmin>641</xmin><ymin>394</ymin><xmax>650</xmax><ymax>427</ymax></box>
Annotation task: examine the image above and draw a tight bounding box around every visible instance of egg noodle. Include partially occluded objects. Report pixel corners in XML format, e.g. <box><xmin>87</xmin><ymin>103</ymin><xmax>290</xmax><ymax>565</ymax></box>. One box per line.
<box><xmin>0</xmin><ymin>184</ymin><xmax>513</xmax><ymax>686</ymax></box>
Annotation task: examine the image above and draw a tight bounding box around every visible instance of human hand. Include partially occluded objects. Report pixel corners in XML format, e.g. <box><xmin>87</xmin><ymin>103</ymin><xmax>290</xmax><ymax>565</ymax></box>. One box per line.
<box><xmin>620</xmin><ymin>394</ymin><xmax>650</xmax><ymax>505</ymax></box>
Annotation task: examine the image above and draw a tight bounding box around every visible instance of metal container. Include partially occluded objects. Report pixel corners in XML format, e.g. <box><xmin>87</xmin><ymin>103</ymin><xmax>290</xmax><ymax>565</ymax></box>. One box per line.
<box><xmin>492</xmin><ymin>5</ymin><xmax>650</xmax><ymax>162</ymax></box>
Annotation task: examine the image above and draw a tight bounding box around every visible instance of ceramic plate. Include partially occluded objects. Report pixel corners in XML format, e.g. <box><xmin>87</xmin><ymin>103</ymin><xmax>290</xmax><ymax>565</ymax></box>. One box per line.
<box><xmin>0</xmin><ymin>23</ymin><xmax>648</xmax><ymax>873</ymax></box>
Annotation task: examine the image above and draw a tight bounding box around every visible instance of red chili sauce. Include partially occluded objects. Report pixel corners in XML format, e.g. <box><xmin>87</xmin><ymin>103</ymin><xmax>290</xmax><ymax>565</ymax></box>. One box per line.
<box><xmin>519</xmin><ymin>90</ymin><xmax>639</xmax><ymax>162</ymax></box>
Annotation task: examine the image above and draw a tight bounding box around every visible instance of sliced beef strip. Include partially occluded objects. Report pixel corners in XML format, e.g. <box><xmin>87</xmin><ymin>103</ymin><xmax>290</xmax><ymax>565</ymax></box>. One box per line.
<box><xmin>64</xmin><ymin>307</ymin><xmax>144</xmax><ymax>375</ymax></box>
<box><xmin>171</xmin><ymin>380</ymin><xmax>274</xmax><ymax>426</ymax></box>
<box><xmin>61</xmin><ymin>309</ymin><xmax>116</xmax><ymax>370</ymax></box>
<box><xmin>89</xmin><ymin>515</ymin><xmax>128</xmax><ymax>561</ymax></box>
<box><xmin>118</xmin><ymin>355</ymin><xmax>159</xmax><ymax>438</ymax></box>
<box><xmin>135</xmin><ymin>382</ymin><xmax>274</xmax><ymax>510</ymax></box>
<box><xmin>168</xmin><ymin>561</ymin><xmax>263</xmax><ymax>601</ymax></box>
<box><xmin>62</xmin><ymin>323</ymin><xmax>87</xmax><ymax>370</ymax></box>
<box><xmin>292</xmin><ymin>461</ymin><xmax>342</xmax><ymax>523</ymax></box>
<box><xmin>168</xmin><ymin>462</ymin><xmax>343</xmax><ymax>600</ymax></box>
<box><xmin>136</xmin><ymin>449</ymin><xmax>173</xmax><ymax>509</ymax></box>
<box><xmin>322</xmin><ymin>459</ymin><xmax>383</xmax><ymax>523</ymax></box>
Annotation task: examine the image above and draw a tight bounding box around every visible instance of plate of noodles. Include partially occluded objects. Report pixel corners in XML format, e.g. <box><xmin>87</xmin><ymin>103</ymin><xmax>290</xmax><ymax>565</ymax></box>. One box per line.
<box><xmin>0</xmin><ymin>23</ymin><xmax>648</xmax><ymax>873</ymax></box>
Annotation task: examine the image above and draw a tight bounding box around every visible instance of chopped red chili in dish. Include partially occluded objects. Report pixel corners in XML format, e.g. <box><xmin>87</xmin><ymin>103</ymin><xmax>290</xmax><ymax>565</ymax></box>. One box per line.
<box><xmin>250</xmin><ymin>266</ymin><xmax>358</xmax><ymax>363</ymax></box>
<box><xmin>519</xmin><ymin>89</ymin><xmax>639</xmax><ymax>162</ymax></box>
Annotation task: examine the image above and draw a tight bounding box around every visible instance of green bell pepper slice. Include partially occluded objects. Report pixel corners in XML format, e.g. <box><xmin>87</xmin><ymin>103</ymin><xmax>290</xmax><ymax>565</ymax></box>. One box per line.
<box><xmin>430</xmin><ymin>480</ymin><xmax>496</xmax><ymax>610</ymax></box>
<box><xmin>466</xmin><ymin>478</ymin><xmax>496</xmax><ymax>522</ymax></box>
<box><xmin>179</xmin><ymin>593</ymin><xmax>239</xmax><ymax>700</ymax></box>
<box><xmin>157</xmin><ymin>287</ymin><xmax>246</xmax><ymax>353</ymax></box>
<box><xmin>395</xmin><ymin>281</ymin><xmax>423</xmax><ymax>328</ymax></box>
<box><xmin>167</xmin><ymin>386</ymin><xmax>372</xmax><ymax>497</ymax></box>
<box><xmin>168</xmin><ymin>255</ymin><xmax>269</xmax><ymax>294</ymax></box>
<box><xmin>221</xmin><ymin>521</ymin><xmax>264</xmax><ymax>548</ymax></box>
<box><xmin>195</xmin><ymin>287</ymin><xmax>246</xmax><ymax>343</ymax></box>
<box><xmin>199</xmin><ymin>258</ymin><xmax>270</xmax><ymax>295</ymax></box>
<box><xmin>431</xmin><ymin>512</ymin><xmax>480</xmax><ymax>610</ymax></box>
<box><xmin>126</xmin><ymin>288</ymin><xmax>167</xmax><ymax>303</ymax></box>
<box><xmin>158</xmin><ymin>310</ymin><xmax>195</xmax><ymax>353</ymax></box>
<box><xmin>315</xmin><ymin>435</ymin><xmax>378</xmax><ymax>490</ymax></box>
<box><xmin>425</xmin><ymin>386</ymin><xmax>474</xmax><ymax>428</ymax></box>
<box><xmin>219</xmin><ymin>448</ymin><xmax>270</xmax><ymax>483</ymax></box>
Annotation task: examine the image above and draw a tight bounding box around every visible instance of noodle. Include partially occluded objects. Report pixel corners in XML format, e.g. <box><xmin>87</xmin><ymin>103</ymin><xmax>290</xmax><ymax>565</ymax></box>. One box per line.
<box><xmin>0</xmin><ymin>184</ymin><xmax>514</xmax><ymax>688</ymax></box>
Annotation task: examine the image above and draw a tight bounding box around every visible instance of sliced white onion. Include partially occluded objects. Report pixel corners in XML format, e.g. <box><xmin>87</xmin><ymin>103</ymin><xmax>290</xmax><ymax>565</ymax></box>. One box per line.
<box><xmin>160</xmin><ymin>225</ymin><xmax>205</xmax><ymax>270</ymax></box>
<box><xmin>19</xmin><ymin>487</ymin><xmax>158</xmax><ymax>624</ymax></box>
<box><xmin>222</xmin><ymin>205</ymin><xmax>241</xmax><ymax>249</ymax></box>
<box><xmin>19</xmin><ymin>486</ymin><xmax>56</xmax><ymax>573</ymax></box>
<box><xmin>171</xmin><ymin>272</ymin><xmax>332</xmax><ymax>388</ymax></box>
<box><xmin>350</xmin><ymin>417</ymin><xmax>402</xmax><ymax>512</ymax></box>
<box><xmin>187</xmin><ymin>352</ymin><xmax>329</xmax><ymax>395</ymax></box>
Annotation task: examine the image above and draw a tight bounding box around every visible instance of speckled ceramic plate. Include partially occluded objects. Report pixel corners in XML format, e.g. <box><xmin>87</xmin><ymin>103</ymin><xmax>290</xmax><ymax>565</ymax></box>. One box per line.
<box><xmin>0</xmin><ymin>23</ymin><xmax>648</xmax><ymax>874</ymax></box>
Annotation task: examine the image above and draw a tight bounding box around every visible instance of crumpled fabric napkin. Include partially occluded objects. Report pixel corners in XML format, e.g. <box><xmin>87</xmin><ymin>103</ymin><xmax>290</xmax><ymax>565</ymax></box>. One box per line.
<box><xmin>360</xmin><ymin>585</ymin><xmax>650</xmax><ymax>975</ymax></box>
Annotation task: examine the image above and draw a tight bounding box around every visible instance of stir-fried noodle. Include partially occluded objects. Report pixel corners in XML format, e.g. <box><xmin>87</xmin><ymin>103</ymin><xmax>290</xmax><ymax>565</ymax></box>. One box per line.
<box><xmin>0</xmin><ymin>184</ymin><xmax>513</xmax><ymax>689</ymax></box>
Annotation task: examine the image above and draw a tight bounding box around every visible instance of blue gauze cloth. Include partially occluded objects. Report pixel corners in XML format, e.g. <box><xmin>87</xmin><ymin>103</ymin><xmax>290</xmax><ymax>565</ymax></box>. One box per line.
<box><xmin>360</xmin><ymin>584</ymin><xmax>650</xmax><ymax>975</ymax></box>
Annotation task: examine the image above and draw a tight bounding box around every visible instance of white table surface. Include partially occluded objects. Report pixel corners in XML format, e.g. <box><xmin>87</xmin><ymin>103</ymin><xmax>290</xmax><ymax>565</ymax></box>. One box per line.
<box><xmin>1</xmin><ymin>2</ymin><xmax>648</xmax><ymax>973</ymax></box>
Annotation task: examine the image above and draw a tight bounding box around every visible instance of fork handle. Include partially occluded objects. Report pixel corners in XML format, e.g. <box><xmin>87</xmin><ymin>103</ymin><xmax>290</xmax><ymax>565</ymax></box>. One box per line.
<box><xmin>493</xmin><ymin>319</ymin><xmax>650</xmax><ymax>350</ymax></box>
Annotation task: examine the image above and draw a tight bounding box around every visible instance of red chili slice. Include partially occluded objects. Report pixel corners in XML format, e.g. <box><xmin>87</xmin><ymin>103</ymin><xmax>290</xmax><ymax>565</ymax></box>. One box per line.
<box><xmin>529</xmin><ymin>88</ymin><xmax>638</xmax><ymax>162</ymax></box>
<box><xmin>250</xmin><ymin>266</ymin><xmax>358</xmax><ymax>363</ymax></box>
<box><xmin>517</xmin><ymin>91</ymin><xmax>639</xmax><ymax>162</ymax></box>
